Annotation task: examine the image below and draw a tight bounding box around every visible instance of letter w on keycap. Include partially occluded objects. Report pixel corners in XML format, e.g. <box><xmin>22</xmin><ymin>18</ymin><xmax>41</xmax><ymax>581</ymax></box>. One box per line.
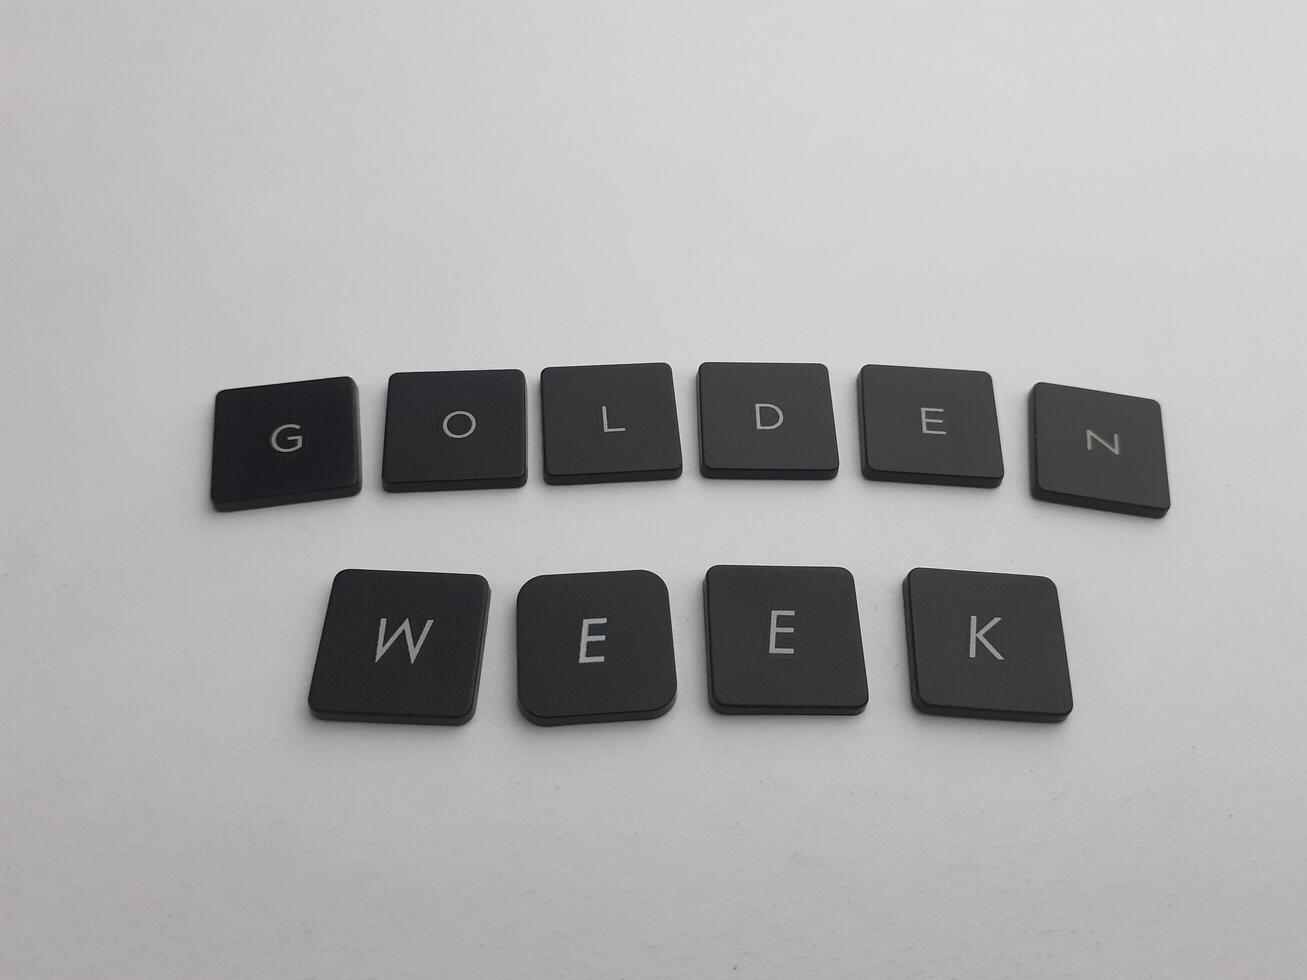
<box><xmin>375</xmin><ymin>618</ymin><xmax>434</xmax><ymax>664</ymax></box>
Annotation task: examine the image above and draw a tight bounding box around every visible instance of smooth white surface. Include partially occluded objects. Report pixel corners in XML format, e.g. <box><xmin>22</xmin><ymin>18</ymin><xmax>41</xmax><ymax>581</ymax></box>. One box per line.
<box><xmin>3</xmin><ymin>3</ymin><xmax>1306</xmax><ymax>978</ymax></box>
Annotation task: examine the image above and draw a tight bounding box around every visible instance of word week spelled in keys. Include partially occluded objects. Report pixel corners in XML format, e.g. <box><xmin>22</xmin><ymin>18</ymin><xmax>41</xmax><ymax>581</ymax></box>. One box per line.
<box><xmin>209</xmin><ymin>364</ymin><xmax>1170</xmax><ymax>516</ymax></box>
<box><xmin>306</xmin><ymin>565</ymin><xmax>1073</xmax><ymax>727</ymax></box>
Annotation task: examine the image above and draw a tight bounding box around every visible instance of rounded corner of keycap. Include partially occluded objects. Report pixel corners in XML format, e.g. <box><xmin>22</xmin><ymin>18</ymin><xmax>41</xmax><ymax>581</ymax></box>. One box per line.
<box><xmin>827</xmin><ymin>564</ymin><xmax>856</xmax><ymax>586</ymax></box>
<box><xmin>908</xmin><ymin>686</ymin><xmax>947</xmax><ymax>717</ymax></box>
<box><xmin>646</xmin><ymin>686</ymin><xmax>678</xmax><ymax>719</ymax></box>
<box><xmin>330</xmin><ymin>568</ymin><xmax>361</xmax><ymax>587</ymax></box>
<box><xmin>1029</xmin><ymin>475</ymin><xmax>1057</xmax><ymax>500</ymax></box>
<box><xmin>703</xmin><ymin>564</ymin><xmax>728</xmax><ymax>583</ymax></box>
<box><xmin>516</xmin><ymin>697</ymin><xmax>556</xmax><ymax>727</ymax></box>
<box><xmin>698</xmin><ymin>460</ymin><xmax>726</xmax><ymax>479</ymax></box>
<box><xmin>1035</xmin><ymin>574</ymin><xmax>1065</xmax><ymax>603</ymax></box>
<box><xmin>630</xmin><ymin>568</ymin><xmax>669</xmax><ymax>591</ymax></box>
<box><xmin>515</xmin><ymin>574</ymin><xmax>548</xmax><ymax>600</ymax></box>
<box><xmin>706</xmin><ymin>692</ymin><xmax>736</xmax><ymax>715</ymax></box>
<box><xmin>306</xmin><ymin>691</ymin><xmax>331</xmax><ymax>720</ymax></box>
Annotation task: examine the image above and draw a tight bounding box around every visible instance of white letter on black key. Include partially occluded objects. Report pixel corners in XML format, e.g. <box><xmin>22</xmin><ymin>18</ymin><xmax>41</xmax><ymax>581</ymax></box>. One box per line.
<box><xmin>1085</xmin><ymin>429</ymin><xmax>1121</xmax><ymax>455</ymax></box>
<box><xmin>579</xmin><ymin>618</ymin><xmax>608</xmax><ymax>663</ymax></box>
<box><xmin>441</xmin><ymin>410</ymin><xmax>477</xmax><ymax>439</ymax></box>
<box><xmin>769</xmin><ymin>609</ymin><xmax>796</xmax><ymax>655</ymax></box>
<box><xmin>968</xmin><ymin>616</ymin><xmax>1004</xmax><ymax>660</ymax></box>
<box><xmin>270</xmin><ymin>423</ymin><xmax>303</xmax><ymax>453</ymax></box>
<box><xmin>375</xmin><ymin>618</ymin><xmax>434</xmax><ymax>664</ymax></box>
<box><xmin>601</xmin><ymin>406</ymin><xmax>626</xmax><ymax>433</ymax></box>
<box><xmin>754</xmin><ymin>403</ymin><xmax>784</xmax><ymax>431</ymax></box>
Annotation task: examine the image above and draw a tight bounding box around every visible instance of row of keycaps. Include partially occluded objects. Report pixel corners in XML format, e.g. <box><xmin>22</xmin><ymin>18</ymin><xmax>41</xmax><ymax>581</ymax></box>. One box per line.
<box><xmin>308</xmin><ymin>565</ymin><xmax>1073</xmax><ymax>726</ymax></box>
<box><xmin>211</xmin><ymin>363</ymin><xmax>1172</xmax><ymax>517</ymax></box>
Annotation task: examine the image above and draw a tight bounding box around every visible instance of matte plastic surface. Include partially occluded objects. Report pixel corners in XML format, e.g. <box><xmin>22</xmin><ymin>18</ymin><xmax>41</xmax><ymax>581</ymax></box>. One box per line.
<box><xmin>210</xmin><ymin>376</ymin><xmax>361</xmax><ymax>511</ymax></box>
<box><xmin>540</xmin><ymin>363</ymin><xmax>683</xmax><ymax>485</ymax></box>
<box><xmin>698</xmin><ymin>362</ymin><xmax>839</xmax><ymax>479</ymax></box>
<box><xmin>903</xmin><ymin>567</ymin><xmax>1072</xmax><ymax>722</ymax></box>
<box><xmin>307</xmin><ymin>568</ymin><xmax>490</xmax><ymax>725</ymax></box>
<box><xmin>705</xmin><ymin>564</ymin><xmax>867</xmax><ymax>714</ymax></box>
<box><xmin>382</xmin><ymin>369</ymin><xmax>527</xmax><ymax>492</ymax></box>
<box><xmin>516</xmin><ymin>569</ymin><xmax>677</xmax><ymax>725</ymax></box>
<box><xmin>859</xmin><ymin>364</ymin><xmax>1004</xmax><ymax>487</ymax></box>
<box><xmin>1029</xmin><ymin>382</ymin><xmax>1170</xmax><ymax>517</ymax></box>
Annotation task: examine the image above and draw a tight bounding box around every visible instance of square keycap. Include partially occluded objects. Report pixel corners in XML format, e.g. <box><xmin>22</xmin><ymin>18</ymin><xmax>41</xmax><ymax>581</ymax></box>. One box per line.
<box><xmin>210</xmin><ymin>376</ymin><xmax>361</xmax><ymax>511</ymax></box>
<box><xmin>540</xmin><ymin>363</ymin><xmax>683</xmax><ymax>484</ymax></box>
<box><xmin>516</xmin><ymin>570</ymin><xmax>677</xmax><ymax>725</ymax></box>
<box><xmin>858</xmin><ymin>365</ymin><xmax>1004</xmax><ymax>487</ymax></box>
<box><xmin>382</xmin><ymin>369</ymin><xmax>527</xmax><ymax>491</ymax></box>
<box><xmin>704</xmin><ymin>565</ymin><xmax>867</xmax><ymax>714</ymax></box>
<box><xmin>698</xmin><ymin>362</ymin><xmax>839</xmax><ymax>479</ymax></box>
<box><xmin>1029</xmin><ymin>382</ymin><xmax>1170</xmax><ymax>517</ymax></box>
<box><xmin>308</xmin><ymin>569</ymin><xmax>490</xmax><ymax>725</ymax></box>
<box><xmin>903</xmin><ymin>567</ymin><xmax>1072</xmax><ymax>722</ymax></box>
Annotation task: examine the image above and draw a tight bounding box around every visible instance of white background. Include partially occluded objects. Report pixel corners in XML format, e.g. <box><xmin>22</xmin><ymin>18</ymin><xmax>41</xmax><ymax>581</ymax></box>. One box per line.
<box><xmin>3</xmin><ymin>3</ymin><xmax>1305</xmax><ymax>978</ymax></box>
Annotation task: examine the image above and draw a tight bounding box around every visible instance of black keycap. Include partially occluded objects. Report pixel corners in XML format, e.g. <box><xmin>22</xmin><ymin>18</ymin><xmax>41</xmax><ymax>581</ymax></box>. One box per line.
<box><xmin>308</xmin><ymin>569</ymin><xmax>490</xmax><ymax>725</ymax></box>
<box><xmin>902</xmin><ymin>567</ymin><xmax>1072</xmax><ymax>722</ymax></box>
<box><xmin>1029</xmin><ymin>382</ymin><xmax>1170</xmax><ymax>517</ymax></box>
<box><xmin>698</xmin><ymin>362</ymin><xmax>839</xmax><ymax>479</ymax></box>
<box><xmin>704</xmin><ymin>565</ymin><xmax>867</xmax><ymax>714</ymax></box>
<box><xmin>383</xmin><ymin>369</ymin><xmax>527</xmax><ymax>492</ymax></box>
<box><xmin>210</xmin><ymin>376</ymin><xmax>361</xmax><ymax>511</ymax></box>
<box><xmin>540</xmin><ymin>363</ymin><xmax>683</xmax><ymax>485</ymax></box>
<box><xmin>516</xmin><ymin>570</ymin><xmax>677</xmax><ymax>725</ymax></box>
<box><xmin>858</xmin><ymin>365</ymin><xmax>1003</xmax><ymax>487</ymax></box>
